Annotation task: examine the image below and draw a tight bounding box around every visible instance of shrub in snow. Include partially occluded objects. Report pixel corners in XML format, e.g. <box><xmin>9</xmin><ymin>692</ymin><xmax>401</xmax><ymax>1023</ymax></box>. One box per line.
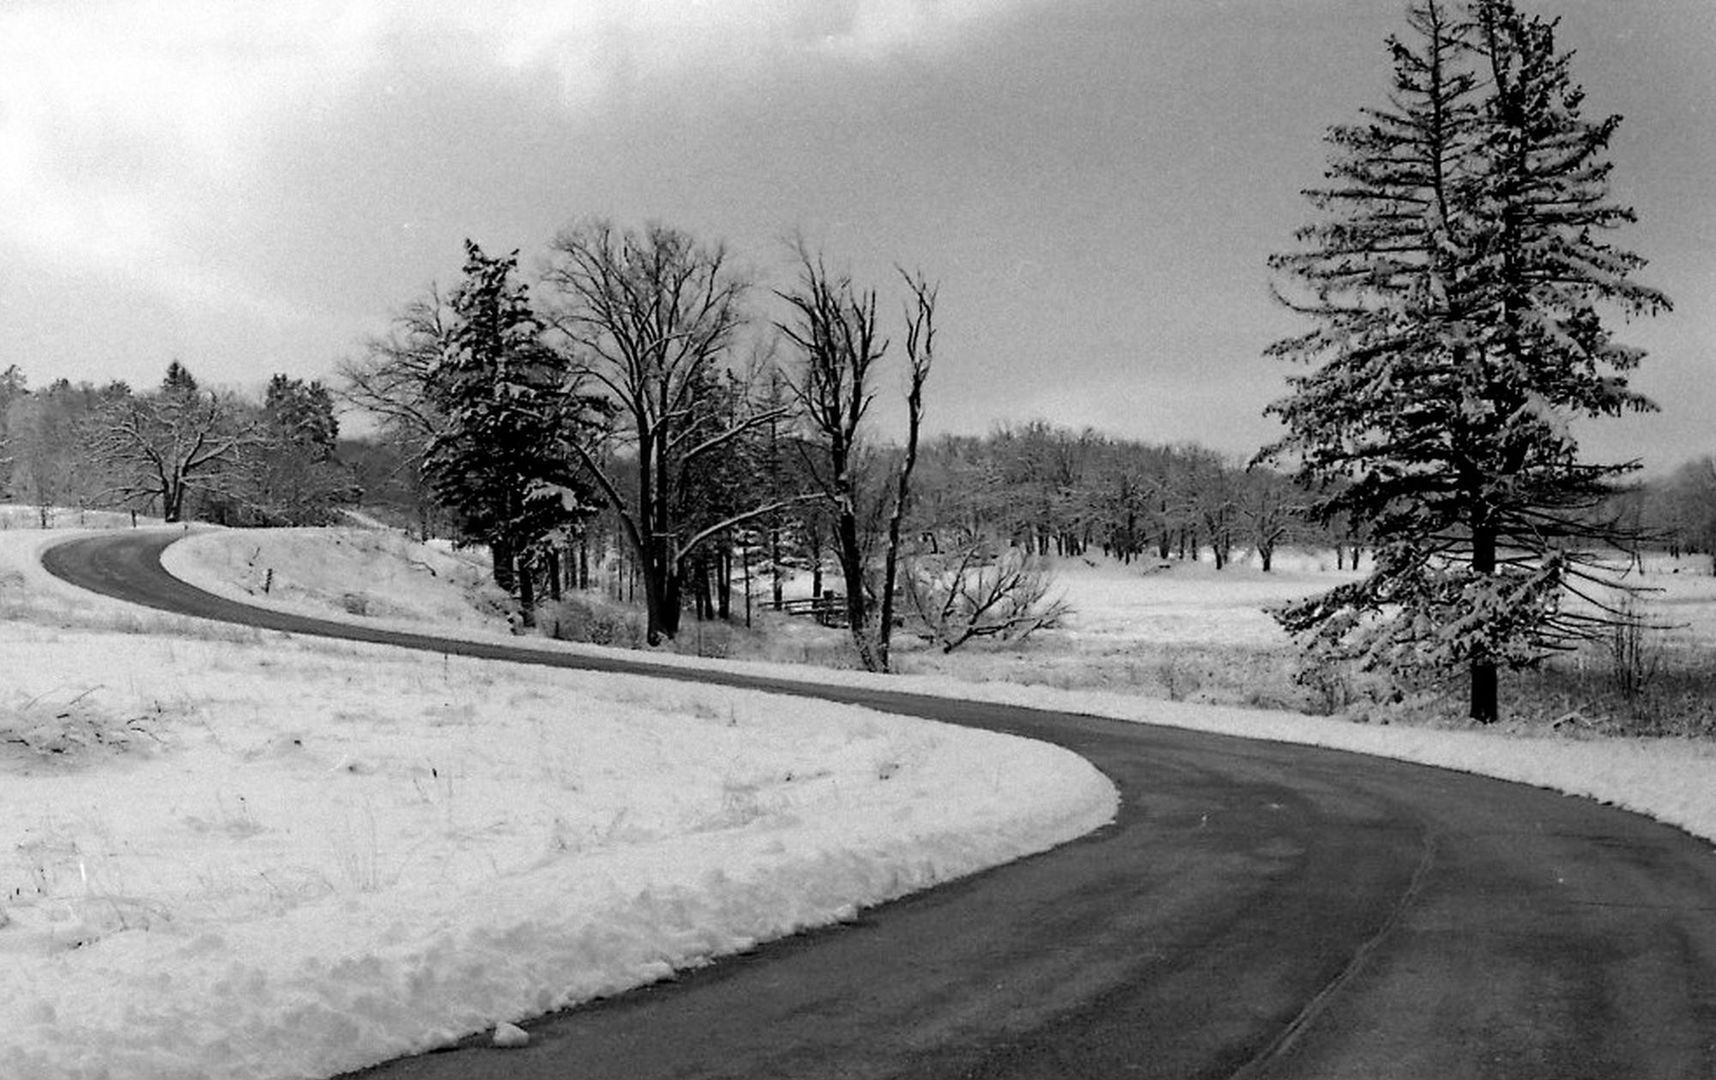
<box><xmin>540</xmin><ymin>595</ymin><xmax>648</xmax><ymax>649</ymax></box>
<box><xmin>902</xmin><ymin>538</ymin><xmax>1071</xmax><ymax>654</ymax></box>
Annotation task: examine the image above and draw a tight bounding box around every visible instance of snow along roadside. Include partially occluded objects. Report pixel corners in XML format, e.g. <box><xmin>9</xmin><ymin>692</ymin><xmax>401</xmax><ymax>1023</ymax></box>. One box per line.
<box><xmin>6</xmin><ymin>527</ymin><xmax>1117</xmax><ymax>1080</ymax></box>
<box><xmin>163</xmin><ymin>527</ymin><xmax>1716</xmax><ymax>850</ymax></box>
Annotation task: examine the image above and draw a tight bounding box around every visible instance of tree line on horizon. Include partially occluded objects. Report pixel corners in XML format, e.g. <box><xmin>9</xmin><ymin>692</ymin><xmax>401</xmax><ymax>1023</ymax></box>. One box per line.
<box><xmin>6</xmin><ymin>347</ymin><xmax>1711</xmax><ymax>609</ymax></box>
<box><xmin>0</xmin><ymin>361</ymin><xmax>349</xmax><ymax>528</ymax></box>
<box><xmin>0</xmin><ymin>344</ymin><xmax>1353</xmax><ymax>580</ymax></box>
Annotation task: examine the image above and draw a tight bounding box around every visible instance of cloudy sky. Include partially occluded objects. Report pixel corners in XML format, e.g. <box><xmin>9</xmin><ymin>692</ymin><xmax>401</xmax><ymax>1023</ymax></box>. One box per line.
<box><xmin>2</xmin><ymin>0</ymin><xmax>1711</xmax><ymax>469</ymax></box>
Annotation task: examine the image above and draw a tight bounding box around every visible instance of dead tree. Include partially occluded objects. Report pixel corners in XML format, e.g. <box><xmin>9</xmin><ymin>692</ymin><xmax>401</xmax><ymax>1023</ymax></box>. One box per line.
<box><xmin>777</xmin><ymin>246</ymin><xmax>936</xmax><ymax>673</ymax></box>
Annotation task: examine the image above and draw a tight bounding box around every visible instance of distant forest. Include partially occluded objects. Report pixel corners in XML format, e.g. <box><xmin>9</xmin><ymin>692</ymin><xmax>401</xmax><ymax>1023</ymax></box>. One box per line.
<box><xmin>2</xmin><ymin>361</ymin><xmax>1711</xmax><ymax>577</ymax></box>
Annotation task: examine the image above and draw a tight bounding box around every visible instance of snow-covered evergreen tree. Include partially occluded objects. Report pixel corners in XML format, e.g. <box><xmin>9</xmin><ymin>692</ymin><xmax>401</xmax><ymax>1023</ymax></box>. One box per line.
<box><xmin>425</xmin><ymin>241</ymin><xmax>595</xmax><ymax>626</ymax></box>
<box><xmin>246</xmin><ymin>374</ymin><xmax>351</xmax><ymax>525</ymax></box>
<box><xmin>1263</xmin><ymin>0</ymin><xmax>1670</xmax><ymax>721</ymax></box>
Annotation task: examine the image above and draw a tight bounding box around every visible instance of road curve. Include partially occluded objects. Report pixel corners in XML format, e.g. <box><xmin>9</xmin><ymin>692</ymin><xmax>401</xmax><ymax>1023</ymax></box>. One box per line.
<box><xmin>42</xmin><ymin>529</ymin><xmax>1716</xmax><ymax>1079</ymax></box>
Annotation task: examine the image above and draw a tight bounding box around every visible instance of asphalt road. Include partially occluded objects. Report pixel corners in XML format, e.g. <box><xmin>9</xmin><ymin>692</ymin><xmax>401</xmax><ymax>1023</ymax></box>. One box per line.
<box><xmin>41</xmin><ymin>529</ymin><xmax>1716</xmax><ymax>1079</ymax></box>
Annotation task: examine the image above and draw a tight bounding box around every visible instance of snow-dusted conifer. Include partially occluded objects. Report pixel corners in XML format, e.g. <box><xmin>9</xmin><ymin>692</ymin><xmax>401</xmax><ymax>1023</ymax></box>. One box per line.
<box><xmin>1263</xmin><ymin>0</ymin><xmax>1669</xmax><ymax>722</ymax></box>
<box><xmin>426</xmin><ymin>240</ymin><xmax>595</xmax><ymax>625</ymax></box>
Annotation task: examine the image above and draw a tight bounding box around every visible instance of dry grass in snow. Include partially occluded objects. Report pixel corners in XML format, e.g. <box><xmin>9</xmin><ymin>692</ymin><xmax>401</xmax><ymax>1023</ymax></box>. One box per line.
<box><xmin>162</xmin><ymin>526</ymin><xmax>512</xmax><ymax>631</ymax></box>
<box><xmin>49</xmin><ymin>520</ymin><xmax>1716</xmax><ymax>1078</ymax></box>
<box><xmin>0</xmin><ymin>519</ymin><xmax>1115</xmax><ymax>1080</ymax></box>
<box><xmin>165</xmin><ymin>526</ymin><xmax>1716</xmax><ymax>842</ymax></box>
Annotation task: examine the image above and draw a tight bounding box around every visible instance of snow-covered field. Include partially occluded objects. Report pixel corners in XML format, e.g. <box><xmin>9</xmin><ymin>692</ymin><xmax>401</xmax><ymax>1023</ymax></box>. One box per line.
<box><xmin>886</xmin><ymin>553</ymin><xmax>1357</xmax><ymax>708</ymax></box>
<box><xmin>1049</xmin><ymin>551</ymin><xmax>1358</xmax><ymax>649</ymax></box>
<box><xmin>0</xmin><ymin>522</ymin><xmax>1115</xmax><ymax>1080</ymax></box>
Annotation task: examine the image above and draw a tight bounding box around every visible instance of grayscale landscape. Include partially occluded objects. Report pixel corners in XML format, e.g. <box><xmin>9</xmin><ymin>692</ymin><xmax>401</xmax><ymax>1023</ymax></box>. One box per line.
<box><xmin>2</xmin><ymin>2</ymin><xmax>1714</xmax><ymax>1077</ymax></box>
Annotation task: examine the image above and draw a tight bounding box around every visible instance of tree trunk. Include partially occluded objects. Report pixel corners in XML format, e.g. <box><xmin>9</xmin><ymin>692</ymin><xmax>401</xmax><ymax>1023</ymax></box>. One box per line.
<box><xmin>834</xmin><ymin>507</ymin><xmax>876</xmax><ymax>670</ymax></box>
<box><xmin>876</xmin><ymin>362</ymin><xmax>928</xmax><ymax>674</ymax></box>
<box><xmin>770</xmin><ymin>521</ymin><xmax>784</xmax><ymax>610</ymax></box>
<box><xmin>1471</xmin><ymin>656</ymin><xmax>1499</xmax><ymax>723</ymax></box>
<box><xmin>642</xmin><ymin>539</ymin><xmax>677</xmax><ymax>643</ymax></box>
<box><xmin>545</xmin><ymin>549</ymin><xmax>562</xmax><ymax>602</ymax></box>
<box><xmin>742</xmin><ymin>543</ymin><xmax>753</xmax><ymax>628</ymax></box>
<box><xmin>692</xmin><ymin>555</ymin><xmax>710</xmax><ymax>622</ymax></box>
<box><xmin>717</xmin><ymin>545</ymin><xmax>732</xmax><ymax>622</ymax></box>
<box><xmin>491</xmin><ymin>539</ymin><xmax>516</xmax><ymax>594</ymax></box>
<box><xmin>659</xmin><ymin>567</ymin><xmax>682</xmax><ymax>639</ymax></box>
<box><xmin>1470</xmin><ymin>522</ymin><xmax>1499</xmax><ymax>723</ymax></box>
<box><xmin>639</xmin><ymin>426</ymin><xmax>678</xmax><ymax>644</ymax></box>
<box><xmin>516</xmin><ymin>550</ymin><xmax>537</xmax><ymax>630</ymax></box>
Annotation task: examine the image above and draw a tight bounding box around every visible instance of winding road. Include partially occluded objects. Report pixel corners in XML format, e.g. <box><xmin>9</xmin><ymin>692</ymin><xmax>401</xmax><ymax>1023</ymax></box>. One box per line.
<box><xmin>42</xmin><ymin>529</ymin><xmax>1716</xmax><ymax>1079</ymax></box>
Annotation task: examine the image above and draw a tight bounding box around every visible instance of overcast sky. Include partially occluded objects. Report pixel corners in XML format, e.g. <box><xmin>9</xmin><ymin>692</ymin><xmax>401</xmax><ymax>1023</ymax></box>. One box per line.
<box><xmin>2</xmin><ymin>0</ymin><xmax>1711</xmax><ymax>470</ymax></box>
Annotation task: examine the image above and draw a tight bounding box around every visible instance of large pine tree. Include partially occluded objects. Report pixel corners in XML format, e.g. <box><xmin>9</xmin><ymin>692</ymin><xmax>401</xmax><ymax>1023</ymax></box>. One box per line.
<box><xmin>425</xmin><ymin>241</ymin><xmax>594</xmax><ymax>627</ymax></box>
<box><xmin>1263</xmin><ymin>0</ymin><xmax>1669</xmax><ymax>722</ymax></box>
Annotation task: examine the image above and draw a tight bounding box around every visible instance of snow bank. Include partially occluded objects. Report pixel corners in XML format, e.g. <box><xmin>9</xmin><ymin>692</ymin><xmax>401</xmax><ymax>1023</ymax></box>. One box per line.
<box><xmin>911</xmin><ymin>682</ymin><xmax>1716</xmax><ymax>845</ymax></box>
<box><xmin>163</xmin><ymin>527</ymin><xmax>1716</xmax><ymax>849</ymax></box>
<box><xmin>0</xmin><ymin>524</ymin><xmax>1116</xmax><ymax>1079</ymax></box>
<box><xmin>162</xmin><ymin>526</ymin><xmax>510</xmax><ymax>633</ymax></box>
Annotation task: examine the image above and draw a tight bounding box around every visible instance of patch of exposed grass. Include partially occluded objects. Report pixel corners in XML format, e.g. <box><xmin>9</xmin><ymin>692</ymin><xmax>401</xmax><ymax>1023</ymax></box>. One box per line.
<box><xmin>1497</xmin><ymin>642</ymin><xmax>1716</xmax><ymax>739</ymax></box>
<box><xmin>0</xmin><ymin>688</ymin><xmax>171</xmax><ymax>767</ymax></box>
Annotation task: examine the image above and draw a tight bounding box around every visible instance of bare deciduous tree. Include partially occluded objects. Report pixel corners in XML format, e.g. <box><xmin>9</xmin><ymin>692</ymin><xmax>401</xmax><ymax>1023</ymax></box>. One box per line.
<box><xmin>336</xmin><ymin>286</ymin><xmax>451</xmax><ymax>452</ymax></box>
<box><xmin>336</xmin><ymin>286</ymin><xmax>455</xmax><ymax>537</ymax></box>
<box><xmin>1240</xmin><ymin>466</ymin><xmax>1302</xmax><ymax>572</ymax></box>
<box><xmin>92</xmin><ymin>371</ymin><xmax>254</xmax><ymax>522</ymax></box>
<box><xmin>777</xmin><ymin>245</ymin><xmax>936</xmax><ymax>672</ymax></box>
<box><xmin>542</xmin><ymin>219</ymin><xmax>795</xmax><ymax>643</ymax></box>
<box><xmin>778</xmin><ymin>246</ymin><xmax>886</xmax><ymax>667</ymax></box>
<box><xmin>876</xmin><ymin>270</ymin><xmax>936</xmax><ymax>666</ymax></box>
<box><xmin>903</xmin><ymin>535</ymin><xmax>1071</xmax><ymax>653</ymax></box>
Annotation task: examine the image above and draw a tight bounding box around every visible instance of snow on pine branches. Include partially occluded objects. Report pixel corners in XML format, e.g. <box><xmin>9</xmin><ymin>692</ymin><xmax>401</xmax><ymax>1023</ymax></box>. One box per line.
<box><xmin>1261</xmin><ymin>0</ymin><xmax>1670</xmax><ymax>721</ymax></box>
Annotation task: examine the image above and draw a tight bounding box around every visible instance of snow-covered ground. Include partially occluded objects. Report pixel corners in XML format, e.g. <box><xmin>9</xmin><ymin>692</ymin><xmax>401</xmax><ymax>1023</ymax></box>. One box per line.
<box><xmin>166</xmin><ymin>525</ymin><xmax>1716</xmax><ymax>832</ymax></box>
<box><xmin>161</xmin><ymin>527</ymin><xmax>1345</xmax><ymax>663</ymax></box>
<box><xmin>883</xmin><ymin>553</ymin><xmax>1356</xmax><ymax>706</ymax></box>
<box><xmin>12</xmin><ymin>520</ymin><xmax>1716</xmax><ymax>1079</ymax></box>
<box><xmin>1049</xmin><ymin>551</ymin><xmax>1360</xmax><ymax>649</ymax></box>
<box><xmin>162</xmin><ymin>525</ymin><xmax>513</xmax><ymax>633</ymax></box>
<box><xmin>0</xmin><ymin>523</ymin><xmax>1115</xmax><ymax>1080</ymax></box>
<box><xmin>161</xmin><ymin>523</ymin><xmax>1716</xmax><ymax>829</ymax></box>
